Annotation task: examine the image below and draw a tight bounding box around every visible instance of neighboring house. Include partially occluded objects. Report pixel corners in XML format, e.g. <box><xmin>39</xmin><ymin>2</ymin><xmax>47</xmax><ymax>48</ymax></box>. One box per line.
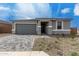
<box><xmin>12</xmin><ymin>18</ymin><xmax>71</xmax><ymax>35</ymax></box>
<box><xmin>0</xmin><ymin>20</ymin><xmax>12</xmax><ymax>33</ymax></box>
<box><xmin>77</xmin><ymin>29</ymin><xmax>79</xmax><ymax>35</ymax></box>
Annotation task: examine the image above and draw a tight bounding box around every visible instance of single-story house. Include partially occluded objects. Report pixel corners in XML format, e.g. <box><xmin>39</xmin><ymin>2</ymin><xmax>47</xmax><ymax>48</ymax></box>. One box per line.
<box><xmin>12</xmin><ymin>18</ymin><xmax>71</xmax><ymax>35</ymax></box>
<box><xmin>0</xmin><ymin>20</ymin><xmax>12</xmax><ymax>33</ymax></box>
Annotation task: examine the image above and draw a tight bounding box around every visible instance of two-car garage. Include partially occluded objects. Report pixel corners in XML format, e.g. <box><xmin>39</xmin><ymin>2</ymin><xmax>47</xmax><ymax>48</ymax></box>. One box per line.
<box><xmin>14</xmin><ymin>20</ymin><xmax>37</xmax><ymax>35</ymax></box>
<box><xmin>16</xmin><ymin>24</ymin><xmax>36</xmax><ymax>35</ymax></box>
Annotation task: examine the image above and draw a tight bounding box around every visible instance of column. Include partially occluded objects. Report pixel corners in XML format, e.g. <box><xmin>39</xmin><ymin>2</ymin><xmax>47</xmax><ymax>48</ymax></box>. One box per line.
<box><xmin>47</xmin><ymin>20</ymin><xmax>52</xmax><ymax>35</ymax></box>
<box><xmin>12</xmin><ymin>23</ymin><xmax>16</xmax><ymax>34</ymax></box>
<box><xmin>36</xmin><ymin>21</ymin><xmax>41</xmax><ymax>35</ymax></box>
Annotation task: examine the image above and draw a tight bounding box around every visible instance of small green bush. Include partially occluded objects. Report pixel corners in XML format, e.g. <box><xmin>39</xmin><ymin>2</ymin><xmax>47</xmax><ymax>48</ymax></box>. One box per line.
<box><xmin>71</xmin><ymin>52</ymin><xmax>78</xmax><ymax>56</ymax></box>
<box><xmin>55</xmin><ymin>40</ymin><xmax>58</xmax><ymax>43</ymax></box>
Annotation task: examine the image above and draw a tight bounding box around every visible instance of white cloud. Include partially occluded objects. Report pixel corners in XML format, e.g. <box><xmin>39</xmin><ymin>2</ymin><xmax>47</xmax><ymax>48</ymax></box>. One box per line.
<box><xmin>0</xmin><ymin>6</ymin><xmax>10</xmax><ymax>11</ymax></box>
<box><xmin>34</xmin><ymin>3</ymin><xmax>52</xmax><ymax>18</ymax></box>
<box><xmin>74</xmin><ymin>4</ymin><xmax>79</xmax><ymax>16</ymax></box>
<box><xmin>0</xmin><ymin>6</ymin><xmax>11</xmax><ymax>16</ymax></box>
<box><xmin>15</xmin><ymin>3</ymin><xmax>52</xmax><ymax>19</ymax></box>
<box><xmin>15</xmin><ymin>3</ymin><xmax>36</xmax><ymax>19</ymax></box>
<box><xmin>61</xmin><ymin>8</ymin><xmax>70</xmax><ymax>14</ymax></box>
<box><xmin>0</xmin><ymin>6</ymin><xmax>11</xmax><ymax>20</ymax></box>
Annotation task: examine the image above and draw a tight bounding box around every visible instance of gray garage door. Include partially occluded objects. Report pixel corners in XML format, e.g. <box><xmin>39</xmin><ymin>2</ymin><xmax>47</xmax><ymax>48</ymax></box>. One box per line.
<box><xmin>16</xmin><ymin>24</ymin><xmax>36</xmax><ymax>34</ymax></box>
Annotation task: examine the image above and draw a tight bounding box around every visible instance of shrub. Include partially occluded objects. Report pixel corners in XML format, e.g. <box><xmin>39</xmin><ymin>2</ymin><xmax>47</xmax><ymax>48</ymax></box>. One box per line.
<box><xmin>55</xmin><ymin>40</ymin><xmax>58</xmax><ymax>43</ymax></box>
<box><xmin>71</xmin><ymin>52</ymin><xmax>78</xmax><ymax>56</ymax></box>
<box><xmin>70</xmin><ymin>28</ymin><xmax>77</xmax><ymax>39</ymax></box>
<box><xmin>57</xmin><ymin>50</ymin><xmax>63</xmax><ymax>56</ymax></box>
<box><xmin>70</xmin><ymin>31</ymin><xmax>76</xmax><ymax>39</ymax></box>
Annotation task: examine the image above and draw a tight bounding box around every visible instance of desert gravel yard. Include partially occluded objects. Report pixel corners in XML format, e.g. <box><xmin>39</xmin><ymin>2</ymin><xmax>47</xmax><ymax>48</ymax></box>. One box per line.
<box><xmin>0</xmin><ymin>34</ymin><xmax>36</xmax><ymax>51</ymax></box>
<box><xmin>33</xmin><ymin>36</ymin><xmax>79</xmax><ymax>56</ymax></box>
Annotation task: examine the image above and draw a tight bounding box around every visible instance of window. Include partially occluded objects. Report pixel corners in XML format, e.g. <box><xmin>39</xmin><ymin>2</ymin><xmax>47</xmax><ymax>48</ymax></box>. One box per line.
<box><xmin>57</xmin><ymin>21</ymin><xmax>62</xmax><ymax>29</ymax></box>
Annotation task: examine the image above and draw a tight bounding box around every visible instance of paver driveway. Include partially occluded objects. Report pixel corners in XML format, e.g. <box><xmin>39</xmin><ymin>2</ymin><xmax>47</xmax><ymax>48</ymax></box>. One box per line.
<box><xmin>0</xmin><ymin>34</ymin><xmax>35</xmax><ymax>51</ymax></box>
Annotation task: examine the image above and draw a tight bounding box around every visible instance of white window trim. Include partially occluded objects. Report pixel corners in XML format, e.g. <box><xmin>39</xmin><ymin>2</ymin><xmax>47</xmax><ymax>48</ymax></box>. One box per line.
<box><xmin>56</xmin><ymin>20</ymin><xmax>64</xmax><ymax>30</ymax></box>
<box><xmin>37</xmin><ymin>26</ymin><xmax>41</xmax><ymax>27</ymax></box>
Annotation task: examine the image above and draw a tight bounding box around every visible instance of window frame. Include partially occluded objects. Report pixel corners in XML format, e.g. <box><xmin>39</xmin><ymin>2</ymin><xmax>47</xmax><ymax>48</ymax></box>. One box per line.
<box><xmin>56</xmin><ymin>21</ymin><xmax>63</xmax><ymax>30</ymax></box>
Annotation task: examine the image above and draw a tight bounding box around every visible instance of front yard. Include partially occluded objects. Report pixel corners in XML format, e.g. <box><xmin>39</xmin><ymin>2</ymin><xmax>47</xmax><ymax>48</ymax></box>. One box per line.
<box><xmin>32</xmin><ymin>35</ymin><xmax>79</xmax><ymax>56</ymax></box>
<box><xmin>0</xmin><ymin>34</ymin><xmax>79</xmax><ymax>56</ymax></box>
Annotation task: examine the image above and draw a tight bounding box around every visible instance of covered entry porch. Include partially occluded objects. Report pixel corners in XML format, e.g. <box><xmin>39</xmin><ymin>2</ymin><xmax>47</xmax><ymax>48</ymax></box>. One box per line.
<box><xmin>36</xmin><ymin>20</ymin><xmax>53</xmax><ymax>35</ymax></box>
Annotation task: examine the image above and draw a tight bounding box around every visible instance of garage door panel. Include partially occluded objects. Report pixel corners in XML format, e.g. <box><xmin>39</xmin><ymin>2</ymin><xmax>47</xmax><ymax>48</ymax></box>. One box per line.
<box><xmin>16</xmin><ymin>24</ymin><xmax>36</xmax><ymax>34</ymax></box>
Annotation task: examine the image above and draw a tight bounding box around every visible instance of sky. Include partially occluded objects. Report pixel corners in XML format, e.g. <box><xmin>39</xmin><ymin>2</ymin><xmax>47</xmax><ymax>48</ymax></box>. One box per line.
<box><xmin>0</xmin><ymin>3</ymin><xmax>79</xmax><ymax>28</ymax></box>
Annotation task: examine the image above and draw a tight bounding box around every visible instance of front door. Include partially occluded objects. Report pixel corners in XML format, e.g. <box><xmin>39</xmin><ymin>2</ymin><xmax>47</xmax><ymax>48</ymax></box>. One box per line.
<box><xmin>41</xmin><ymin>22</ymin><xmax>48</xmax><ymax>34</ymax></box>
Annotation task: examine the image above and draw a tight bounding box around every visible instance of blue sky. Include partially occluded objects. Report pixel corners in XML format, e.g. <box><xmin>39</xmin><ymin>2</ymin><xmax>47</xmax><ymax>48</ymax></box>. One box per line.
<box><xmin>0</xmin><ymin>3</ymin><xmax>79</xmax><ymax>28</ymax></box>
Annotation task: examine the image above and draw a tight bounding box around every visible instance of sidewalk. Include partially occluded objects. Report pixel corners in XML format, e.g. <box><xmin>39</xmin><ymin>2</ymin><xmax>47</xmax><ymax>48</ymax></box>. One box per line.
<box><xmin>0</xmin><ymin>51</ymin><xmax>49</xmax><ymax>56</ymax></box>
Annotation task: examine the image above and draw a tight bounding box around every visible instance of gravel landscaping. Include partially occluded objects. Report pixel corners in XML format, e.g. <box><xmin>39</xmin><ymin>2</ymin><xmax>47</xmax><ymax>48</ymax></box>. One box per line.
<box><xmin>0</xmin><ymin>35</ymin><xmax>35</xmax><ymax>51</ymax></box>
<box><xmin>33</xmin><ymin>36</ymin><xmax>79</xmax><ymax>56</ymax></box>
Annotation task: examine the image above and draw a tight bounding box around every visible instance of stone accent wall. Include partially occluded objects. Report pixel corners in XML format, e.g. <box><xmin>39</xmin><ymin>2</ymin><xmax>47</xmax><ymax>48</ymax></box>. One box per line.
<box><xmin>52</xmin><ymin>20</ymin><xmax>56</xmax><ymax>30</ymax></box>
<box><xmin>47</xmin><ymin>20</ymin><xmax>53</xmax><ymax>35</ymax></box>
<box><xmin>63</xmin><ymin>21</ymin><xmax>70</xmax><ymax>29</ymax></box>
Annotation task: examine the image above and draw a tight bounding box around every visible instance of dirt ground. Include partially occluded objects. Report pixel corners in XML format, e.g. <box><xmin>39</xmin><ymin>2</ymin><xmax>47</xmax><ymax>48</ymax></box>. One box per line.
<box><xmin>32</xmin><ymin>35</ymin><xmax>79</xmax><ymax>56</ymax></box>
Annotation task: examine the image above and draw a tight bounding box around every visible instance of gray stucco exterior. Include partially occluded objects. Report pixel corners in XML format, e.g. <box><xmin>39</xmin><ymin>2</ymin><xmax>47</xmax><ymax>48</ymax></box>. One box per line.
<box><xmin>12</xmin><ymin>18</ymin><xmax>71</xmax><ymax>35</ymax></box>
